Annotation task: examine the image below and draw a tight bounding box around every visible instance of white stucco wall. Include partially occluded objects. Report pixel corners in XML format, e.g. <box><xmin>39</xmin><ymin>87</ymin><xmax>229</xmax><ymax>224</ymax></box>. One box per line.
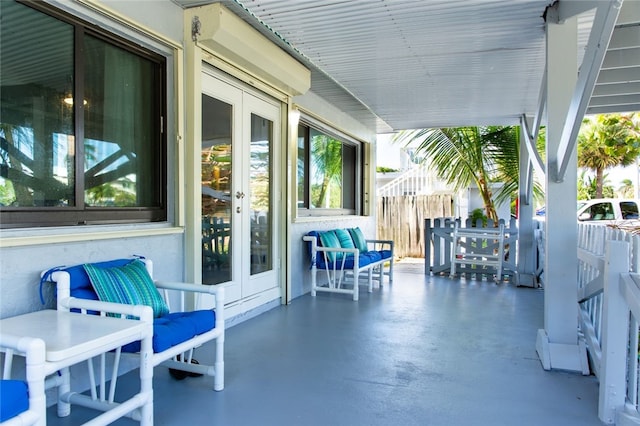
<box><xmin>0</xmin><ymin>232</ymin><xmax>185</xmax><ymax>318</ymax></box>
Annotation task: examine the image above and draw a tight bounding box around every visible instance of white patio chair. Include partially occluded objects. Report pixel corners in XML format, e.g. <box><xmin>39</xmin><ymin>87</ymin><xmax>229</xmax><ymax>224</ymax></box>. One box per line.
<box><xmin>41</xmin><ymin>257</ymin><xmax>225</xmax><ymax>416</ymax></box>
<box><xmin>0</xmin><ymin>334</ymin><xmax>46</xmax><ymax>426</ymax></box>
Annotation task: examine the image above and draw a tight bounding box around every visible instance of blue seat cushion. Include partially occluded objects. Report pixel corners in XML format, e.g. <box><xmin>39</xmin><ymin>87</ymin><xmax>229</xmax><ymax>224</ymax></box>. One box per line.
<box><xmin>0</xmin><ymin>380</ymin><xmax>28</xmax><ymax>421</ymax></box>
<box><xmin>316</xmin><ymin>251</ymin><xmax>380</xmax><ymax>270</ymax></box>
<box><xmin>64</xmin><ymin>258</ymin><xmax>136</xmax><ymax>294</ymax></box>
<box><xmin>378</xmin><ymin>249</ymin><xmax>393</xmax><ymax>260</ymax></box>
<box><xmin>122</xmin><ymin>310</ymin><xmax>216</xmax><ymax>353</ymax></box>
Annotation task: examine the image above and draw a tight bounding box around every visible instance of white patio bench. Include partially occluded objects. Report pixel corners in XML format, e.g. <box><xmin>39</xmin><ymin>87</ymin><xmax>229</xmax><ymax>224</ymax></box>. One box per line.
<box><xmin>303</xmin><ymin>227</ymin><xmax>394</xmax><ymax>301</ymax></box>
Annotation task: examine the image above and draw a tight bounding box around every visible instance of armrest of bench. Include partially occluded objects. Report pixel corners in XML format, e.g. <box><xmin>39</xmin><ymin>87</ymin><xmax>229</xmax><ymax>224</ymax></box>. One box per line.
<box><xmin>60</xmin><ymin>296</ymin><xmax>154</xmax><ymax>323</ymax></box>
<box><xmin>154</xmin><ymin>281</ymin><xmax>224</xmax><ymax>299</ymax></box>
<box><xmin>154</xmin><ymin>281</ymin><xmax>225</xmax><ymax>322</ymax></box>
<box><xmin>365</xmin><ymin>239</ymin><xmax>394</xmax><ymax>252</ymax></box>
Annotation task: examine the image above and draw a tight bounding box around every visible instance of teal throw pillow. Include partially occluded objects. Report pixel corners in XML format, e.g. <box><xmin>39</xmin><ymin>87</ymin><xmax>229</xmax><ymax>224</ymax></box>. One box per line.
<box><xmin>84</xmin><ymin>259</ymin><xmax>169</xmax><ymax>318</ymax></box>
<box><xmin>348</xmin><ymin>227</ymin><xmax>368</xmax><ymax>253</ymax></box>
<box><xmin>334</xmin><ymin>228</ymin><xmax>355</xmax><ymax>249</ymax></box>
<box><xmin>319</xmin><ymin>230</ymin><xmax>342</xmax><ymax>262</ymax></box>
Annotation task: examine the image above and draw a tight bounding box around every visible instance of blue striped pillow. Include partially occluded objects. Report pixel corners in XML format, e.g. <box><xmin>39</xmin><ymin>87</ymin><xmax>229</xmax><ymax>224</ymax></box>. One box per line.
<box><xmin>334</xmin><ymin>228</ymin><xmax>355</xmax><ymax>249</ymax></box>
<box><xmin>348</xmin><ymin>227</ymin><xmax>368</xmax><ymax>253</ymax></box>
<box><xmin>84</xmin><ymin>259</ymin><xmax>169</xmax><ymax>318</ymax></box>
<box><xmin>319</xmin><ymin>230</ymin><xmax>341</xmax><ymax>262</ymax></box>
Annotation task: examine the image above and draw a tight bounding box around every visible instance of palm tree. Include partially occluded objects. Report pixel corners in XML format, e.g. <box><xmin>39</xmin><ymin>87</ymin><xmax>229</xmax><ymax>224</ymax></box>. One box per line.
<box><xmin>578</xmin><ymin>113</ymin><xmax>640</xmax><ymax>198</ymax></box>
<box><xmin>393</xmin><ymin>126</ymin><xmax>524</xmax><ymax>222</ymax></box>
<box><xmin>577</xmin><ymin>170</ymin><xmax>614</xmax><ymax>200</ymax></box>
<box><xmin>618</xmin><ymin>178</ymin><xmax>635</xmax><ymax>198</ymax></box>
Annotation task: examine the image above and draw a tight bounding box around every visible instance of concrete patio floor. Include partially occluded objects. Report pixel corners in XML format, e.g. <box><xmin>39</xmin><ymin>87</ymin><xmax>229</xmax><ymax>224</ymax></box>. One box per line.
<box><xmin>47</xmin><ymin>258</ymin><xmax>604</xmax><ymax>425</ymax></box>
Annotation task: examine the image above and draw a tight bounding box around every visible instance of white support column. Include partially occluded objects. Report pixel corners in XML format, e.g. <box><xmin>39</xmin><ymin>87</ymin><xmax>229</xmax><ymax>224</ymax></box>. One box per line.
<box><xmin>536</xmin><ymin>14</ymin><xmax>589</xmax><ymax>374</ymax></box>
<box><xmin>517</xmin><ymin>120</ymin><xmax>537</xmax><ymax>287</ymax></box>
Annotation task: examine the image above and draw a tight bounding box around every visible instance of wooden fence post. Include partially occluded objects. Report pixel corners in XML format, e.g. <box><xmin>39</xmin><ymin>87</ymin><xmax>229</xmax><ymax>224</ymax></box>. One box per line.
<box><xmin>424</xmin><ymin>218</ymin><xmax>432</xmax><ymax>275</ymax></box>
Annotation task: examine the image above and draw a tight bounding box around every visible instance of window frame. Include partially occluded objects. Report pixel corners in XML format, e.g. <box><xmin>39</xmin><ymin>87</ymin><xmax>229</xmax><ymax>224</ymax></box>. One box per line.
<box><xmin>296</xmin><ymin>116</ymin><xmax>362</xmax><ymax>217</ymax></box>
<box><xmin>0</xmin><ymin>0</ymin><xmax>167</xmax><ymax>229</ymax></box>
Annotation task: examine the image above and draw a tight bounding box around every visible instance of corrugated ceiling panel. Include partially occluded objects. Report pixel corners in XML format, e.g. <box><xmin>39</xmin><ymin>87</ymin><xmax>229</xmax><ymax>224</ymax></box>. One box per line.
<box><xmin>231</xmin><ymin>0</ymin><xmax>549</xmax><ymax>129</ymax></box>
<box><xmin>176</xmin><ymin>0</ymin><xmax>639</xmax><ymax>129</ymax></box>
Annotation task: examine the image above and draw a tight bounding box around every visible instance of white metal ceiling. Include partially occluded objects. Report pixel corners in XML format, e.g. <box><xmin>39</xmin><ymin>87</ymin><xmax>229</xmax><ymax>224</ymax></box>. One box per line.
<box><xmin>178</xmin><ymin>0</ymin><xmax>640</xmax><ymax>132</ymax></box>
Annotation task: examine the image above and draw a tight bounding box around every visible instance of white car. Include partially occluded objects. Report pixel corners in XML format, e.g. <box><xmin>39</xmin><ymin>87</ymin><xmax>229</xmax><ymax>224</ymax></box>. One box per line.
<box><xmin>577</xmin><ymin>198</ymin><xmax>640</xmax><ymax>223</ymax></box>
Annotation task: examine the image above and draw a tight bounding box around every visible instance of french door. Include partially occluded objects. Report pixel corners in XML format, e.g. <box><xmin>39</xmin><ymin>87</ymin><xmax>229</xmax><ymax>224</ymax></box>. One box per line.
<box><xmin>200</xmin><ymin>71</ymin><xmax>280</xmax><ymax>305</ymax></box>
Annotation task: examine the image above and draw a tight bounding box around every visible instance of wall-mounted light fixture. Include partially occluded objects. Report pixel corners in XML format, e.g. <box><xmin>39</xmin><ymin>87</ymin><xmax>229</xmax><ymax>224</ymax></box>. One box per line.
<box><xmin>63</xmin><ymin>95</ymin><xmax>88</xmax><ymax>106</ymax></box>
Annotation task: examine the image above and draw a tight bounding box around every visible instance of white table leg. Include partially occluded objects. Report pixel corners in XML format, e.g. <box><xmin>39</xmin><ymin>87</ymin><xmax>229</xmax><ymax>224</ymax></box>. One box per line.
<box><xmin>57</xmin><ymin>366</ymin><xmax>71</xmax><ymax>417</ymax></box>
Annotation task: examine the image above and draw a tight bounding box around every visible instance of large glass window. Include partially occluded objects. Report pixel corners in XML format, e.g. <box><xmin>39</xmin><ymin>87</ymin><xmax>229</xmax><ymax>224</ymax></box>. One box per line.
<box><xmin>0</xmin><ymin>1</ymin><xmax>166</xmax><ymax>228</ymax></box>
<box><xmin>297</xmin><ymin>122</ymin><xmax>361</xmax><ymax>216</ymax></box>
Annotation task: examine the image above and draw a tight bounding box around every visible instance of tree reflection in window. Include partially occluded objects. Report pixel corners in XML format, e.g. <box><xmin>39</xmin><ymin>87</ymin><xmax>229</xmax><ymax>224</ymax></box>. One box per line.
<box><xmin>310</xmin><ymin>131</ymin><xmax>342</xmax><ymax>209</ymax></box>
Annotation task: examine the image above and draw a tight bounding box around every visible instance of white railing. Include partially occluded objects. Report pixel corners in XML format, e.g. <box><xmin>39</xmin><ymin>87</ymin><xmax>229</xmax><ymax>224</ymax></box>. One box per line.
<box><xmin>577</xmin><ymin>222</ymin><xmax>640</xmax><ymax>424</ymax></box>
<box><xmin>377</xmin><ymin>164</ymin><xmax>436</xmax><ymax>197</ymax></box>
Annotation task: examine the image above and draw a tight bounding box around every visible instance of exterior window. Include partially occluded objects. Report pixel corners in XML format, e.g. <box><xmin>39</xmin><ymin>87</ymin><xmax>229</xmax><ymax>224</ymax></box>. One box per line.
<box><xmin>297</xmin><ymin>122</ymin><xmax>361</xmax><ymax>216</ymax></box>
<box><xmin>620</xmin><ymin>201</ymin><xmax>639</xmax><ymax>219</ymax></box>
<box><xmin>580</xmin><ymin>202</ymin><xmax>614</xmax><ymax>221</ymax></box>
<box><xmin>0</xmin><ymin>1</ymin><xmax>166</xmax><ymax>228</ymax></box>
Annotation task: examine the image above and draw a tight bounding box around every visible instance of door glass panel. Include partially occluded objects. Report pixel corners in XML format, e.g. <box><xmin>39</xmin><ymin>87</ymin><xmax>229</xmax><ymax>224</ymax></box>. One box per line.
<box><xmin>250</xmin><ymin>113</ymin><xmax>272</xmax><ymax>275</ymax></box>
<box><xmin>202</xmin><ymin>94</ymin><xmax>232</xmax><ymax>284</ymax></box>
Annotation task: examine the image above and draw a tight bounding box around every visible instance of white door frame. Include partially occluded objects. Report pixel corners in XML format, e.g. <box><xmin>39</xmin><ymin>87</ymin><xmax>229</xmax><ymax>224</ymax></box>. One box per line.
<box><xmin>190</xmin><ymin>67</ymin><xmax>283</xmax><ymax>315</ymax></box>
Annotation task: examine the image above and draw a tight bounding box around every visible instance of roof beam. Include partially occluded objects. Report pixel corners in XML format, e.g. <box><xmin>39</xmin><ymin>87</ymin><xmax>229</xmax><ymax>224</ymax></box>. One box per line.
<box><xmin>588</xmin><ymin>103</ymin><xmax>640</xmax><ymax>114</ymax></box>
<box><xmin>617</xmin><ymin>0</ymin><xmax>640</xmax><ymax>25</ymax></box>
<box><xmin>596</xmin><ymin>66</ymin><xmax>640</xmax><ymax>84</ymax></box>
<box><xmin>552</xmin><ymin>0</ymin><xmax>623</xmax><ymax>183</ymax></box>
<box><xmin>548</xmin><ymin>0</ymin><xmax>596</xmax><ymax>22</ymax></box>
<box><xmin>607</xmin><ymin>25</ymin><xmax>640</xmax><ymax>50</ymax></box>
<box><xmin>521</xmin><ymin>62</ymin><xmax>547</xmax><ymax>188</ymax></box>
<box><xmin>521</xmin><ymin>114</ymin><xmax>546</xmax><ymax>180</ymax></box>
<box><xmin>592</xmin><ymin>81</ymin><xmax>640</xmax><ymax>96</ymax></box>
<box><xmin>589</xmin><ymin>93</ymin><xmax>640</xmax><ymax>107</ymax></box>
<box><xmin>601</xmin><ymin>47</ymin><xmax>640</xmax><ymax>68</ymax></box>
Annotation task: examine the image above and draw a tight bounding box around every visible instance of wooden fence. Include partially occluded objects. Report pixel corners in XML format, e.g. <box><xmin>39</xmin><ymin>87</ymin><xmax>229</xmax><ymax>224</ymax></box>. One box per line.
<box><xmin>424</xmin><ymin>217</ymin><xmax>518</xmax><ymax>280</ymax></box>
<box><xmin>376</xmin><ymin>194</ymin><xmax>454</xmax><ymax>258</ymax></box>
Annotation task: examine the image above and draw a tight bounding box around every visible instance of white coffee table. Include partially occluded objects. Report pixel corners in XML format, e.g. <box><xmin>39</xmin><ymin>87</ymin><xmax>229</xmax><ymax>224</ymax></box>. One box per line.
<box><xmin>0</xmin><ymin>310</ymin><xmax>153</xmax><ymax>425</ymax></box>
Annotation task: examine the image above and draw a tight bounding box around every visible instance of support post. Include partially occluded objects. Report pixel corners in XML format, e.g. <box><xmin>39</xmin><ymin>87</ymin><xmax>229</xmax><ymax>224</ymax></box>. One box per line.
<box><xmin>517</xmin><ymin>118</ymin><xmax>537</xmax><ymax>287</ymax></box>
<box><xmin>536</xmin><ymin>12</ymin><xmax>589</xmax><ymax>374</ymax></box>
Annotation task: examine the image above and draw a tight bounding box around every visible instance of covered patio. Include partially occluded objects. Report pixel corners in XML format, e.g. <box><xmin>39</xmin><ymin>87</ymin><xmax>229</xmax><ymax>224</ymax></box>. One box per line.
<box><xmin>45</xmin><ymin>259</ymin><xmax>602</xmax><ymax>426</ymax></box>
<box><xmin>1</xmin><ymin>1</ymin><xmax>638</xmax><ymax>424</ymax></box>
